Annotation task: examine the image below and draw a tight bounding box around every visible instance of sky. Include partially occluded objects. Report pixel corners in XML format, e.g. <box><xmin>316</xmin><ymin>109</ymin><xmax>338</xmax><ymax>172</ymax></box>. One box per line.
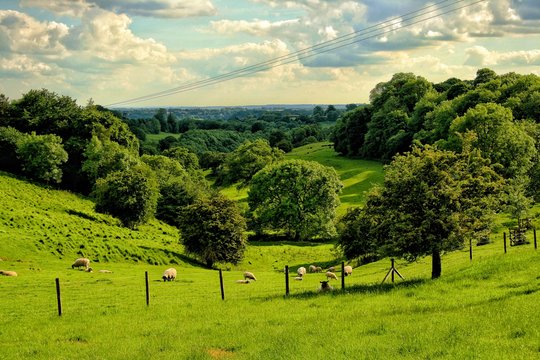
<box><xmin>0</xmin><ymin>0</ymin><xmax>539</xmax><ymax>107</ymax></box>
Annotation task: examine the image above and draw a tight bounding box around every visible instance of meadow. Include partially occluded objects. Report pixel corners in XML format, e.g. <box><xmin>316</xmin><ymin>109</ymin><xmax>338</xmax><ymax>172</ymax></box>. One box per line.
<box><xmin>0</xmin><ymin>143</ymin><xmax>539</xmax><ymax>359</ymax></box>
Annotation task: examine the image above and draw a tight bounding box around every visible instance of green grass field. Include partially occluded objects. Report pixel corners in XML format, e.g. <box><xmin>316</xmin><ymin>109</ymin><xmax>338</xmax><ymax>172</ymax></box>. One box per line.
<box><xmin>1</xmin><ymin>144</ymin><xmax>540</xmax><ymax>359</ymax></box>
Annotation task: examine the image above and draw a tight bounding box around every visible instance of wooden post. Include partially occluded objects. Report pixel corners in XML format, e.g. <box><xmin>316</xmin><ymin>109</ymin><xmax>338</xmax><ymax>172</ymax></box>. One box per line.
<box><xmin>285</xmin><ymin>265</ymin><xmax>289</xmax><ymax>296</ymax></box>
<box><xmin>391</xmin><ymin>258</ymin><xmax>395</xmax><ymax>283</ymax></box>
<box><xmin>55</xmin><ymin>278</ymin><xmax>62</xmax><ymax>316</ymax></box>
<box><xmin>219</xmin><ymin>269</ymin><xmax>225</xmax><ymax>301</ymax></box>
<box><xmin>145</xmin><ymin>271</ymin><xmax>149</xmax><ymax>307</ymax></box>
<box><xmin>341</xmin><ymin>261</ymin><xmax>345</xmax><ymax>290</ymax></box>
<box><xmin>534</xmin><ymin>228</ymin><xmax>537</xmax><ymax>250</ymax></box>
<box><xmin>504</xmin><ymin>232</ymin><xmax>507</xmax><ymax>254</ymax></box>
<box><xmin>469</xmin><ymin>238</ymin><xmax>473</xmax><ymax>261</ymax></box>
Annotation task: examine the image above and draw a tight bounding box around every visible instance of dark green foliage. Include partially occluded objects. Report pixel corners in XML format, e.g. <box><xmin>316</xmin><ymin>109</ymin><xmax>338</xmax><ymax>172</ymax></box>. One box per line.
<box><xmin>163</xmin><ymin>146</ymin><xmax>200</xmax><ymax>171</ymax></box>
<box><xmin>93</xmin><ymin>164</ymin><xmax>159</xmax><ymax>229</ymax></box>
<box><xmin>332</xmin><ymin>106</ymin><xmax>372</xmax><ymax>156</ymax></box>
<box><xmin>16</xmin><ymin>132</ymin><xmax>68</xmax><ymax>183</ymax></box>
<box><xmin>0</xmin><ymin>126</ymin><xmax>24</xmax><ymax>173</ymax></box>
<box><xmin>248</xmin><ymin>159</ymin><xmax>342</xmax><ymax>241</ymax></box>
<box><xmin>217</xmin><ymin>139</ymin><xmax>283</xmax><ymax>186</ymax></box>
<box><xmin>338</xmin><ymin>144</ymin><xmax>504</xmax><ymax>278</ymax></box>
<box><xmin>178</xmin><ymin>194</ymin><xmax>247</xmax><ymax>267</ymax></box>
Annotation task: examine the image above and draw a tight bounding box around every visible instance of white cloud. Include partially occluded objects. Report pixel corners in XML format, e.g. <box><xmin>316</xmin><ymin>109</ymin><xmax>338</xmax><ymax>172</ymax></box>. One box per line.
<box><xmin>0</xmin><ymin>10</ymin><xmax>69</xmax><ymax>57</ymax></box>
<box><xmin>20</xmin><ymin>0</ymin><xmax>217</xmax><ymax>19</ymax></box>
<box><xmin>465</xmin><ymin>46</ymin><xmax>540</xmax><ymax>67</ymax></box>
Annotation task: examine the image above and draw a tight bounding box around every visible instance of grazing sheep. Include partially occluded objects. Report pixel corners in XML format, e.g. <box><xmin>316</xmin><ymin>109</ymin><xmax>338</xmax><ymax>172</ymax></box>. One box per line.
<box><xmin>235</xmin><ymin>279</ymin><xmax>251</xmax><ymax>284</ymax></box>
<box><xmin>297</xmin><ymin>266</ymin><xmax>306</xmax><ymax>277</ymax></box>
<box><xmin>326</xmin><ymin>271</ymin><xmax>338</xmax><ymax>280</ymax></box>
<box><xmin>327</xmin><ymin>266</ymin><xmax>335</xmax><ymax>272</ymax></box>
<box><xmin>315</xmin><ymin>266</ymin><xmax>322</xmax><ymax>272</ymax></box>
<box><xmin>293</xmin><ymin>276</ymin><xmax>303</xmax><ymax>281</ymax></box>
<box><xmin>318</xmin><ymin>280</ymin><xmax>333</xmax><ymax>292</ymax></box>
<box><xmin>308</xmin><ymin>265</ymin><xmax>317</xmax><ymax>273</ymax></box>
<box><xmin>0</xmin><ymin>270</ymin><xmax>17</xmax><ymax>277</ymax></box>
<box><xmin>85</xmin><ymin>267</ymin><xmax>93</xmax><ymax>273</ymax></box>
<box><xmin>162</xmin><ymin>268</ymin><xmax>177</xmax><ymax>282</ymax></box>
<box><xmin>243</xmin><ymin>271</ymin><xmax>257</xmax><ymax>281</ymax></box>
<box><xmin>344</xmin><ymin>265</ymin><xmax>353</xmax><ymax>276</ymax></box>
<box><xmin>71</xmin><ymin>258</ymin><xmax>90</xmax><ymax>270</ymax></box>
<box><xmin>98</xmin><ymin>269</ymin><xmax>112</xmax><ymax>273</ymax></box>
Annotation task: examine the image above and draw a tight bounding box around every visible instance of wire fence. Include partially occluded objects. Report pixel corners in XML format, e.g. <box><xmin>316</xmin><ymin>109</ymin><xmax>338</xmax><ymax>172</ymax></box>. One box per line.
<box><xmin>1</xmin><ymin>233</ymin><xmax>537</xmax><ymax>321</ymax></box>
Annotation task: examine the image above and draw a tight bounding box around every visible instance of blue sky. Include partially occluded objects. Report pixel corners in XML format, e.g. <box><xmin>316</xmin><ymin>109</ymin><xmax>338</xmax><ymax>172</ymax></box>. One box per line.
<box><xmin>0</xmin><ymin>0</ymin><xmax>539</xmax><ymax>107</ymax></box>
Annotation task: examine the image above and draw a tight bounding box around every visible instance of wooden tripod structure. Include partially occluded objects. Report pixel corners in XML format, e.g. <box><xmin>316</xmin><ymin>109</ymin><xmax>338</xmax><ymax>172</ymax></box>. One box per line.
<box><xmin>381</xmin><ymin>258</ymin><xmax>404</xmax><ymax>284</ymax></box>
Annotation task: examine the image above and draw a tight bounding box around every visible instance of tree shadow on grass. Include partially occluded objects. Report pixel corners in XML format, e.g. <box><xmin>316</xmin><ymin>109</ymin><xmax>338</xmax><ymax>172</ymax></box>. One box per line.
<box><xmin>278</xmin><ymin>278</ymin><xmax>427</xmax><ymax>301</ymax></box>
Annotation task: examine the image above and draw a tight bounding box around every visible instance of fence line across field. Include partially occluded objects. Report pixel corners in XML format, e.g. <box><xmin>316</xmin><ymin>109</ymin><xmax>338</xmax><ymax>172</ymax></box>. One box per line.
<box><xmin>5</xmin><ymin>240</ymin><xmax>534</xmax><ymax>319</ymax></box>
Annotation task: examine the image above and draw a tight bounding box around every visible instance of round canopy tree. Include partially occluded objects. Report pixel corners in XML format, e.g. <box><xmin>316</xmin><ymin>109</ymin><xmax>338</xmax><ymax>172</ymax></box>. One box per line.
<box><xmin>338</xmin><ymin>143</ymin><xmax>503</xmax><ymax>279</ymax></box>
<box><xmin>93</xmin><ymin>164</ymin><xmax>159</xmax><ymax>229</ymax></box>
<box><xmin>248</xmin><ymin>159</ymin><xmax>342</xmax><ymax>241</ymax></box>
<box><xmin>178</xmin><ymin>194</ymin><xmax>247</xmax><ymax>268</ymax></box>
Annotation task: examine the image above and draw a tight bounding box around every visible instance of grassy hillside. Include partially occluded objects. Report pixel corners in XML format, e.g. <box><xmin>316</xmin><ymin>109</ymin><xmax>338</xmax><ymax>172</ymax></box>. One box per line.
<box><xmin>1</xmin><ymin>149</ymin><xmax>539</xmax><ymax>359</ymax></box>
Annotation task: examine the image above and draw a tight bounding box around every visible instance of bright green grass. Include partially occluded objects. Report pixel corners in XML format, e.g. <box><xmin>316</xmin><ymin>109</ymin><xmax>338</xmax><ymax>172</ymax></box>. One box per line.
<box><xmin>285</xmin><ymin>142</ymin><xmax>384</xmax><ymax>214</ymax></box>
<box><xmin>1</xmin><ymin>160</ymin><xmax>540</xmax><ymax>359</ymax></box>
<box><xmin>1</xmin><ymin>243</ymin><xmax>538</xmax><ymax>359</ymax></box>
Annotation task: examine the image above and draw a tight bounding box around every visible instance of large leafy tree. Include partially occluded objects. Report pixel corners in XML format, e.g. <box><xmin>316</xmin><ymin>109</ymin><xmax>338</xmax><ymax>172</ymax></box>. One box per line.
<box><xmin>218</xmin><ymin>139</ymin><xmax>283</xmax><ymax>186</ymax></box>
<box><xmin>339</xmin><ymin>143</ymin><xmax>503</xmax><ymax>279</ymax></box>
<box><xmin>447</xmin><ymin>103</ymin><xmax>536</xmax><ymax>179</ymax></box>
<box><xmin>248</xmin><ymin>160</ymin><xmax>342</xmax><ymax>241</ymax></box>
<box><xmin>178</xmin><ymin>194</ymin><xmax>247</xmax><ymax>268</ymax></box>
<box><xmin>16</xmin><ymin>132</ymin><xmax>68</xmax><ymax>183</ymax></box>
<box><xmin>93</xmin><ymin>164</ymin><xmax>159</xmax><ymax>229</ymax></box>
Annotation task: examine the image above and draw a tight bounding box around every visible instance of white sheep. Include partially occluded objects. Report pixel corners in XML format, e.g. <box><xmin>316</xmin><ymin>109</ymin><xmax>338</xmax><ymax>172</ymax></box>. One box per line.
<box><xmin>98</xmin><ymin>269</ymin><xmax>112</xmax><ymax>273</ymax></box>
<box><xmin>243</xmin><ymin>271</ymin><xmax>257</xmax><ymax>281</ymax></box>
<box><xmin>0</xmin><ymin>270</ymin><xmax>17</xmax><ymax>277</ymax></box>
<box><xmin>71</xmin><ymin>258</ymin><xmax>90</xmax><ymax>270</ymax></box>
<box><xmin>235</xmin><ymin>279</ymin><xmax>251</xmax><ymax>284</ymax></box>
<box><xmin>326</xmin><ymin>271</ymin><xmax>338</xmax><ymax>280</ymax></box>
<box><xmin>162</xmin><ymin>268</ymin><xmax>177</xmax><ymax>282</ymax></box>
<box><xmin>293</xmin><ymin>276</ymin><xmax>303</xmax><ymax>281</ymax></box>
<box><xmin>327</xmin><ymin>266</ymin><xmax>335</xmax><ymax>272</ymax></box>
<box><xmin>297</xmin><ymin>266</ymin><xmax>306</xmax><ymax>277</ymax></box>
<box><xmin>85</xmin><ymin>267</ymin><xmax>93</xmax><ymax>273</ymax></box>
<box><xmin>318</xmin><ymin>280</ymin><xmax>333</xmax><ymax>292</ymax></box>
<box><xmin>308</xmin><ymin>265</ymin><xmax>318</xmax><ymax>273</ymax></box>
<box><xmin>344</xmin><ymin>265</ymin><xmax>353</xmax><ymax>276</ymax></box>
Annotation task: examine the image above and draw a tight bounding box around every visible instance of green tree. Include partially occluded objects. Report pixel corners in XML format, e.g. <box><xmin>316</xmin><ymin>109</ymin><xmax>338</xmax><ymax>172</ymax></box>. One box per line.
<box><xmin>93</xmin><ymin>164</ymin><xmax>159</xmax><ymax>229</ymax></box>
<box><xmin>448</xmin><ymin>103</ymin><xmax>536</xmax><ymax>179</ymax></box>
<box><xmin>0</xmin><ymin>126</ymin><xmax>24</xmax><ymax>173</ymax></box>
<box><xmin>82</xmin><ymin>136</ymin><xmax>140</xmax><ymax>186</ymax></box>
<box><xmin>218</xmin><ymin>139</ymin><xmax>283</xmax><ymax>186</ymax></box>
<box><xmin>16</xmin><ymin>132</ymin><xmax>68</xmax><ymax>183</ymax></box>
<box><xmin>340</xmin><ymin>143</ymin><xmax>503</xmax><ymax>278</ymax></box>
<box><xmin>248</xmin><ymin>160</ymin><xmax>342</xmax><ymax>241</ymax></box>
<box><xmin>163</xmin><ymin>146</ymin><xmax>200</xmax><ymax>171</ymax></box>
<box><xmin>178</xmin><ymin>194</ymin><xmax>247</xmax><ymax>267</ymax></box>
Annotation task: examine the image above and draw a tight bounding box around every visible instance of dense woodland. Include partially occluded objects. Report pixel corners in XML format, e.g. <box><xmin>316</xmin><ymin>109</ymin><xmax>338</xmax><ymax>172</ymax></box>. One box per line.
<box><xmin>1</xmin><ymin>68</ymin><xmax>539</xmax><ymax>275</ymax></box>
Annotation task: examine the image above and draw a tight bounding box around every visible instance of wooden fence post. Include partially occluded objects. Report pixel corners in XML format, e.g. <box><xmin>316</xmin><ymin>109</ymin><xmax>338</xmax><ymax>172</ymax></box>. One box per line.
<box><xmin>391</xmin><ymin>258</ymin><xmax>396</xmax><ymax>283</ymax></box>
<box><xmin>341</xmin><ymin>261</ymin><xmax>345</xmax><ymax>290</ymax></box>
<box><xmin>219</xmin><ymin>269</ymin><xmax>225</xmax><ymax>301</ymax></box>
<box><xmin>534</xmin><ymin>228</ymin><xmax>537</xmax><ymax>250</ymax></box>
<box><xmin>504</xmin><ymin>232</ymin><xmax>507</xmax><ymax>254</ymax></box>
<box><xmin>145</xmin><ymin>271</ymin><xmax>150</xmax><ymax>307</ymax></box>
<box><xmin>55</xmin><ymin>278</ymin><xmax>62</xmax><ymax>316</ymax></box>
<box><xmin>285</xmin><ymin>265</ymin><xmax>289</xmax><ymax>296</ymax></box>
<box><xmin>469</xmin><ymin>238</ymin><xmax>473</xmax><ymax>261</ymax></box>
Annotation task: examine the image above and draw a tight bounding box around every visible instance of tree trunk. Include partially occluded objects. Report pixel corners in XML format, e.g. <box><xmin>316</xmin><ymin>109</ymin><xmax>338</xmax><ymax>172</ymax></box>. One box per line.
<box><xmin>431</xmin><ymin>249</ymin><xmax>441</xmax><ymax>279</ymax></box>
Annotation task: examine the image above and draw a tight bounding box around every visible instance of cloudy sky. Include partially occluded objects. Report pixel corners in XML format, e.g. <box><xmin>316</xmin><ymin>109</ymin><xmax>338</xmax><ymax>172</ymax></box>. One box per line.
<box><xmin>0</xmin><ymin>0</ymin><xmax>539</xmax><ymax>107</ymax></box>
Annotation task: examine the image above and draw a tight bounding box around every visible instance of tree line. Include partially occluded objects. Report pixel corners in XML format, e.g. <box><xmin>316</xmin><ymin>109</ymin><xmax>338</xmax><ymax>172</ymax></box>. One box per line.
<box><xmin>334</xmin><ymin>69</ymin><xmax>540</xmax><ymax>278</ymax></box>
<box><xmin>0</xmin><ymin>89</ymin><xmax>343</xmax><ymax>268</ymax></box>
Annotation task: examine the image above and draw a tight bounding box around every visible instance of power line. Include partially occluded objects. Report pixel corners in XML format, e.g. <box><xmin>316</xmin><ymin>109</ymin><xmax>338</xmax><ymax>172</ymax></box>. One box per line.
<box><xmin>106</xmin><ymin>0</ymin><xmax>486</xmax><ymax>107</ymax></box>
